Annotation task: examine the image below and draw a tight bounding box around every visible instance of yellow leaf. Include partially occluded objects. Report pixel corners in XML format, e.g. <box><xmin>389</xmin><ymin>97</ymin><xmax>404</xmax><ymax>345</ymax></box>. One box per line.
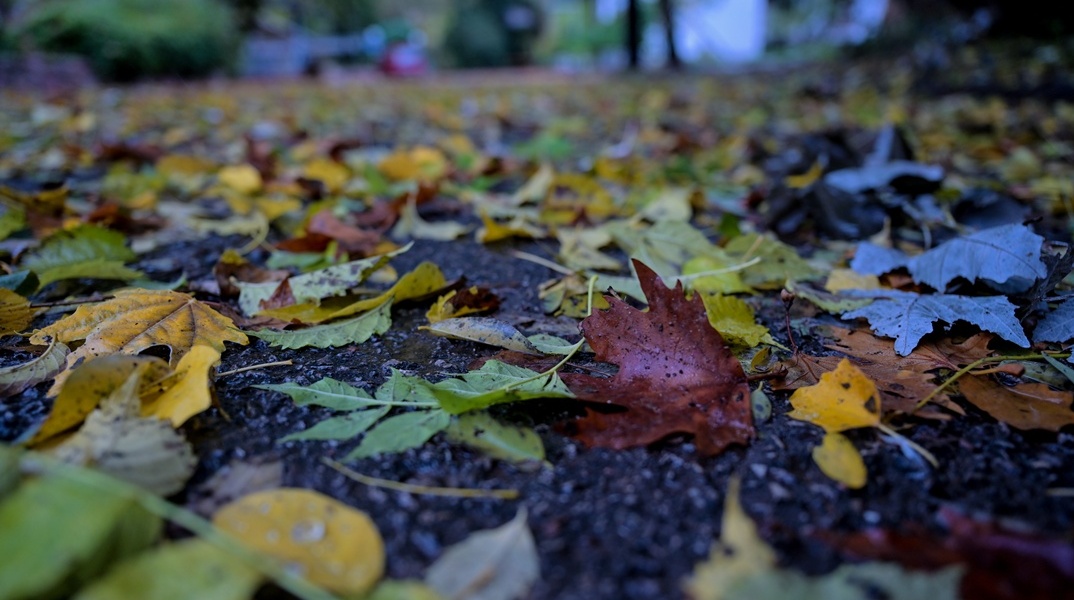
<box><xmin>29</xmin><ymin>355</ymin><xmax>170</xmax><ymax>445</ymax></box>
<box><xmin>425</xmin><ymin>288</ymin><xmax>491</xmax><ymax>323</ymax></box>
<box><xmin>785</xmin><ymin>160</ymin><xmax>823</xmax><ymax>189</ymax></box>
<box><xmin>156</xmin><ymin>154</ymin><xmax>215</xmax><ymax>178</ymax></box>
<box><xmin>698</xmin><ymin>293</ymin><xmax>783</xmax><ymax>349</ymax></box>
<box><xmin>812</xmin><ymin>432</ymin><xmax>867</xmax><ymax>489</ymax></box>
<box><xmin>511</xmin><ymin>163</ymin><xmax>553</xmax><ymax>205</ymax></box>
<box><xmin>302</xmin><ymin>158</ymin><xmax>350</xmax><ymax>193</ymax></box>
<box><xmin>476</xmin><ymin>211</ymin><xmax>542</xmax><ymax>244</ymax></box>
<box><xmin>824</xmin><ymin>268</ymin><xmax>880</xmax><ymax>293</ymax></box>
<box><xmin>378</xmin><ymin>146</ymin><xmax>448</xmax><ymax>182</ymax></box>
<box><xmin>787</xmin><ymin>358</ymin><xmax>881</xmax><ymax>432</ymax></box>
<box><xmin>0</xmin><ymin>289</ymin><xmax>36</xmax><ymax>335</ymax></box>
<box><xmin>213</xmin><ymin>488</ymin><xmax>385</xmax><ymax>596</ymax></box>
<box><xmin>141</xmin><ymin>345</ymin><xmax>221</xmax><ymax>426</ymax></box>
<box><xmin>218</xmin><ymin>164</ymin><xmax>262</xmax><ymax>195</ymax></box>
<box><xmin>30</xmin><ymin>289</ymin><xmax>247</xmax><ymax>394</ymax></box>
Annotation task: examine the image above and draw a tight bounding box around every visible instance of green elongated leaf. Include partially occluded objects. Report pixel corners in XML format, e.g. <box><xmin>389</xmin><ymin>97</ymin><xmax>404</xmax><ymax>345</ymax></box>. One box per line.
<box><xmin>423</xmin><ymin>317</ymin><xmax>542</xmax><ymax>355</ymax></box>
<box><xmin>445</xmin><ymin>412</ymin><xmax>545</xmax><ymax>464</ymax></box>
<box><xmin>1042</xmin><ymin>353</ymin><xmax>1074</xmax><ymax>385</ymax></box>
<box><xmin>257</xmin><ymin>378</ymin><xmax>376</xmax><ymax>410</ymax></box>
<box><xmin>784</xmin><ymin>280</ymin><xmax>872</xmax><ymax>314</ymax></box>
<box><xmin>249</xmin><ymin>298</ymin><xmax>392</xmax><ymax>349</ymax></box>
<box><xmin>74</xmin><ymin>539</ymin><xmax>262</xmax><ymax>600</ymax></box>
<box><xmin>526</xmin><ymin>333</ymin><xmax>580</xmax><ymax>355</ymax></box>
<box><xmin>0</xmin><ymin>339</ymin><xmax>69</xmax><ymax>398</ymax></box>
<box><xmin>376</xmin><ymin>368</ymin><xmax>443</xmax><ymax>405</ymax></box>
<box><xmin>237</xmin><ymin>243</ymin><xmax>411</xmax><ymax>315</ymax></box>
<box><xmin>280</xmin><ymin>406</ymin><xmax>391</xmax><ymax>442</ymax></box>
<box><xmin>725</xmin><ymin>233</ymin><xmax>822</xmax><ymax>288</ymax></box>
<box><xmin>424</xmin><ymin>510</ymin><xmax>539</xmax><ymax>600</ymax></box>
<box><xmin>0</xmin><ymin>474</ymin><xmax>161</xmax><ymax>600</ymax></box>
<box><xmin>22</xmin><ymin>225</ymin><xmax>143</xmax><ymax>288</ymax></box>
<box><xmin>345</xmin><ymin>409</ymin><xmax>451</xmax><ymax>460</ymax></box>
<box><xmin>429</xmin><ymin>360</ymin><xmax>574</xmax><ymax>414</ymax></box>
<box><xmin>366</xmin><ymin>580</ymin><xmax>445</xmax><ymax>600</ymax></box>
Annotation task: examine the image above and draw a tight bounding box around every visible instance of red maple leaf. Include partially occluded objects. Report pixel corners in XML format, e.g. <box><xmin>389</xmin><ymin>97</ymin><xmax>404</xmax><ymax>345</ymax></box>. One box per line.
<box><xmin>562</xmin><ymin>260</ymin><xmax>755</xmax><ymax>455</ymax></box>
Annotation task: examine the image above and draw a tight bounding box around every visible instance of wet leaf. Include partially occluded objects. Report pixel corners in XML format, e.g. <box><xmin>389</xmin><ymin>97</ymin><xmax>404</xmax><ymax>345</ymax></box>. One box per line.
<box><xmin>698</xmin><ymin>292</ymin><xmax>783</xmax><ymax>348</ymax></box>
<box><xmin>813</xmin><ymin>432</ymin><xmax>867</xmax><ymax>489</ymax></box>
<box><xmin>279</xmin><ymin>406</ymin><xmax>390</xmax><ymax>443</ymax></box>
<box><xmin>958</xmin><ymin>375</ymin><xmax>1074</xmax><ymax>431</ymax></box>
<box><xmin>425</xmin><ymin>510</ymin><xmax>539</xmax><ymax>600</ymax></box>
<box><xmin>852</xmin><ymin>224</ymin><xmax>1046</xmax><ymax>293</ymax></box>
<box><xmin>22</xmin><ymin>225</ymin><xmax>142</xmax><ymax>288</ymax></box>
<box><xmin>425</xmin><ymin>286</ymin><xmax>500</xmax><ymax>323</ymax></box>
<box><xmin>564</xmin><ymin>260</ymin><xmax>754</xmax><ymax>455</ymax></box>
<box><xmin>788</xmin><ymin>358</ymin><xmax>882</xmax><ymax>432</ymax></box>
<box><xmin>842</xmin><ymin>290</ymin><xmax>1027</xmax><ymax>356</ymax></box>
<box><xmin>422</xmin><ymin>317</ymin><xmax>543</xmax><ymax>355</ymax></box>
<box><xmin>213</xmin><ymin>488</ymin><xmax>385</xmax><ymax>595</ymax></box>
<box><xmin>0</xmin><ymin>473</ymin><xmax>161</xmax><ymax>600</ymax></box>
<box><xmin>250</xmin><ymin>297</ymin><xmax>393</xmax><ymax>349</ymax></box>
<box><xmin>75</xmin><ymin>539</ymin><xmax>262</xmax><ymax>600</ymax></box>
<box><xmin>0</xmin><ymin>338</ymin><xmax>69</xmax><ymax>398</ymax></box>
<box><xmin>257</xmin><ymin>377</ymin><xmax>377</xmax><ymax>410</ymax></box>
<box><xmin>445</xmin><ymin>411</ymin><xmax>545</xmax><ymax>464</ymax></box>
<box><xmin>140</xmin><ymin>344</ymin><xmax>221</xmax><ymax>426</ymax></box>
<box><xmin>0</xmin><ymin>288</ymin><xmax>36</xmax><ymax>335</ymax></box>
<box><xmin>427</xmin><ymin>359</ymin><xmax>574</xmax><ymax>414</ymax></box>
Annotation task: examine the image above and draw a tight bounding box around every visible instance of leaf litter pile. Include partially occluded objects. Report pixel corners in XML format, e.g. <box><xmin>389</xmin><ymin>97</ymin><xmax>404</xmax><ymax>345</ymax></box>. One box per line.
<box><xmin>4</xmin><ymin>49</ymin><xmax>1074</xmax><ymax>599</ymax></box>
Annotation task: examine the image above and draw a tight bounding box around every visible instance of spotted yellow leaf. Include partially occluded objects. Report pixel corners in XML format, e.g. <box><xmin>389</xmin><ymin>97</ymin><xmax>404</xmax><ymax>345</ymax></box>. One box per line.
<box><xmin>787</xmin><ymin>358</ymin><xmax>881</xmax><ymax>432</ymax></box>
<box><xmin>213</xmin><ymin>488</ymin><xmax>385</xmax><ymax>596</ymax></box>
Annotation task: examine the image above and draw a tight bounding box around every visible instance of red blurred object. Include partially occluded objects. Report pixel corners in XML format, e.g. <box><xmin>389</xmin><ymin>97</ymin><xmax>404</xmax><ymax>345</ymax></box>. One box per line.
<box><xmin>379</xmin><ymin>42</ymin><xmax>427</xmax><ymax>76</ymax></box>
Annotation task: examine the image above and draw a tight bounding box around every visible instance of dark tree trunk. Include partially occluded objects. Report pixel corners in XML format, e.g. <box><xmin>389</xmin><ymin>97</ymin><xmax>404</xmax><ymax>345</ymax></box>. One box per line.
<box><xmin>659</xmin><ymin>0</ymin><xmax>681</xmax><ymax>70</ymax></box>
<box><xmin>626</xmin><ymin>0</ymin><xmax>641</xmax><ymax>70</ymax></box>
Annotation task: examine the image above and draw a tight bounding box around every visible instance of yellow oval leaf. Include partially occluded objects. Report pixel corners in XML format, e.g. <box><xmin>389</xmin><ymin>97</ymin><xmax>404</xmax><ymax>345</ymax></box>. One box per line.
<box><xmin>812</xmin><ymin>432</ymin><xmax>867</xmax><ymax>489</ymax></box>
<box><xmin>787</xmin><ymin>358</ymin><xmax>881</xmax><ymax>432</ymax></box>
<box><xmin>218</xmin><ymin>164</ymin><xmax>263</xmax><ymax>195</ymax></box>
<box><xmin>213</xmin><ymin>488</ymin><xmax>385</xmax><ymax>596</ymax></box>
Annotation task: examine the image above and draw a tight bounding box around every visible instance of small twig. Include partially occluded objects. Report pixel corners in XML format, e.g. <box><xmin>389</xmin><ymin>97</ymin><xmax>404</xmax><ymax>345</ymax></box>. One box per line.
<box><xmin>217</xmin><ymin>360</ymin><xmax>294</xmax><ymax>378</ymax></box>
<box><xmin>510</xmin><ymin>250</ymin><xmax>575</xmax><ymax>276</ymax></box>
<box><xmin>323</xmin><ymin>458</ymin><xmax>519</xmax><ymax>499</ymax></box>
<box><xmin>30</xmin><ymin>295</ymin><xmax>112</xmax><ymax>309</ymax></box>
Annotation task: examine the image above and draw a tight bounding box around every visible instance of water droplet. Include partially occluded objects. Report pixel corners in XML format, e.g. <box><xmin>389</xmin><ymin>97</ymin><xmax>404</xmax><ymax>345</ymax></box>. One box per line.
<box><xmin>292</xmin><ymin>519</ymin><xmax>326</xmax><ymax>543</ymax></box>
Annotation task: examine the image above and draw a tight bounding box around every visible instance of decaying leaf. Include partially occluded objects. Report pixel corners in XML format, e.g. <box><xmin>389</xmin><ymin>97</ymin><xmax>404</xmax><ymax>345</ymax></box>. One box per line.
<box><xmin>425</xmin><ymin>510</ymin><xmax>539</xmax><ymax>600</ymax></box>
<box><xmin>31</xmin><ymin>288</ymin><xmax>247</xmax><ymax>394</ymax></box>
<box><xmin>139</xmin><ymin>344</ymin><xmax>221</xmax><ymax>426</ymax></box>
<box><xmin>422</xmin><ymin>317</ymin><xmax>543</xmax><ymax>355</ymax></box>
<box><xmin>564</xmin><ymin>260</ymin><xmax>754</xmax><ymax>456</ymax></box>
<box><xmin>852</xmin><ymin>224</ymin><xmax>1046</xmax><ymax>293</ymax></box>
<box><xmin>425</xmin><ymin>286</ymin><xmax>500</xmax><ymax>322</ymax></box>
<box><xmin>0</xmin><ymin>338</ymin><xmax>69</xmax><ymax>398</ymax></box>
<box><xmin>0</xmin><ymin>289</ymin><xmax>36</xmax><ymax>335</ymax></box>
<box><xmin>958</xmin><ymin>375</ymin><xmax>1074</xmax><ymax>431</ymax></box>
<box><xmin>74</xmin><ymin>539</ymin><xmax>262</xmax><ymax>600</ymax></box>
<box><xmin>842</xmin><ymin>290</ymin><xmax>1027</xmax><ymax>356</ymax></box>
<box><xmin>788</xmin><ymin>358</ymin><xmax>882</xmax><ymax>432</ymax></box>
<box><xmin>250</xmin><ymin>297</ymin><xmax>392</xmax><ymax>349</ymax></box>
<box><xmin>213</xmin><ymin>488</ymin><xmax>385</xmax><ymax>596</ymax></box>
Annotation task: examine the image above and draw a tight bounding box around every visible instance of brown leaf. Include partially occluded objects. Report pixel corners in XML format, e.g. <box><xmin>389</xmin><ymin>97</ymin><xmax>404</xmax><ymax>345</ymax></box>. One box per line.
<box><xmin>562</xmin><ymin>260</ymin><xmax>754</xmax><ymax>456</ymax></box>
<box><xmin>306</xmin><ymin>210</ymin><xmax>383</xmax><ymax>255</ymax></box>
<box><xmin>959</xmin><ymin>375</ymin><xmax>1074</xmax><ymax>431</ymax></box>
<box><xmin>212</xmin><ymin>250</ymin><xmax>288</xmax><ymax>299</ymax></box>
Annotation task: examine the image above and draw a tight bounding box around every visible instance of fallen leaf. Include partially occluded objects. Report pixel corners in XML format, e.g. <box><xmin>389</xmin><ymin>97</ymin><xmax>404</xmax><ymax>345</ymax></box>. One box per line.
<box><xmin>444</xmin><ymin>411</ymin><xmax>545</xmax><ymax>464</ymax></box>
<box><xmin>217</xmin><ymin>164</ymin><xmax>262</xmax><ymax>195</ymax></box>
<box><xmin>187</xmin><ymin>459</ymin><xmax>283</xmax><ymax>518</ymax></box>
<box><xmin>140</xmin><ymin>344</ymin><xmax>221</xmax><ymax>426</ymax></box>
<box><xmin>74</xmin><ymin>539</ymin><xmax>261</xmax><ymax>600</ymax></box>
<box><xmin>422</xmin><ymin>317</ymin><xmax>543</xmax><ymax>355</ymax></box>
<box><xmin>698</xmin><ymin>292</ymin><xmax>783</xmax><ymax>348</ymax></box>
<box><xmin>424</xmin><ymin>510</ymin><xmax>539</xmax><ymax>600</ymax></box>
<box><xmin>250</xmin><ymin>297</ymin><xmax>392</xmax><ymax>349</ymax></box>
<box><xmin>564</xmin><ymin>260</ymin><xmax>754</xmax><ymax>456</ymax></box>
<box><xmin>724</xmin><ymin>232</ymin><xmax>822</xmax><ymax>288</ymax></box>
<box><xmin>1034</xmin><ymin>297</ymin><xmax>1074</xmax><ymax>344</ymax></box>
<box><xmin>366</xmin><ymin>581</ymin><xmax>445</xmax><ymax>600</ymax></box>
<box><xmin>813</xmin><ymin>432</ymin><xmax>867</xmax><ymax>489</ymax></box>
<box><xmin>0</xmin><ymin>338</ymin><xmax>69</xmax><ymax>398</ymax></box>
<box><xmin>788</xmin><ymin>358</ymin><xmax>881</xmax><ymax>432</ymax></box>
<box><xmin>22</xmin><ymin>225</ymin><xmax>143</xmax><ymax>288</ymax></box>
<box><xmin>31</xmin><ymin>289</ymin><xmax>247</xmax><ymax>394</ymax></box>
<box><xmin>0</xmin><ymin>473</ymin><xmax>160</xmax><ymax>600</ymax></box>
<box><xmin>0</xmin><ymin>289</ymin><xmax>36</xmax><ymax>335</ymax></box>
<box><xmin>391</xmin><ymin>196</ymin><xmax>470</xmax><ymax>241</ymax></box>
<box><xmin>842</xmin><ymin>290</ymin><xmax>1027</xmax><ymax>356</ymax></box>
<box><xmin>213</xmin><ymin>488</ymin><xmax>385</xmax><ymax>596</ymax></box>
<box><xmin>346</xmin><ymin>409</ymin><xmax>452</xmax><ymax>460</ymax></box>
<box><xmin>425</xmin><ymin>286</ymin><xmax>500</xmax><ymax>322</ymax></box>
<box><xmin>959</xmin><ymin>375</ymin><xmax>1074</xmax><ymax>431</ymax></box>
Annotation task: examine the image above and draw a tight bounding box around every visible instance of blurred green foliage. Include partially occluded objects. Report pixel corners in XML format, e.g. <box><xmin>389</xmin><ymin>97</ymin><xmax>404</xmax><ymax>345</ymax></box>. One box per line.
<box><xmin>15</xmin><ymin>0</ymin><xmax>239</xmax><ymax>81</ymax></box>
<box><xmin>443</xmin><ymin>0</ymin><xmax>543</xmax><ymax>68</ymax></box>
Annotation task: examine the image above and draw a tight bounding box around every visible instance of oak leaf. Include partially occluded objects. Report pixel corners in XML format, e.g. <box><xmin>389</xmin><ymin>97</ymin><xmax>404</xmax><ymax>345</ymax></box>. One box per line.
<box><xmin>563</xmin><ymin>260</ymin><xmax>754</xmax><ymax>455</ymax></box>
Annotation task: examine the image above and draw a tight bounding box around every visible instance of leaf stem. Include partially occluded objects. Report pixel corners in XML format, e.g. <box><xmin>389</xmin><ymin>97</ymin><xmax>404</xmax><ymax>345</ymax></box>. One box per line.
<box><xmin>877</xmin><ymin>423</ymin><xmax>938</xmax><ymax>467</ymax></box>
<box><xmin>323</xmin><ymin>458</ymin><xmax>519</xmax><ymax>499</ymax></box>
<box><xmin>510</xmin><ymin>250</ymin><xmax>575</xmax><ymax>276</ymax></box>
<box><xmin>22</xmin><ymin>454</ymin><xmax>338</xmax><ymax>600</ymax></box>
<box><xmin>915</xmin><ymin>352</ymin><xmax>1072</xmax><ymax>411</ymax></box>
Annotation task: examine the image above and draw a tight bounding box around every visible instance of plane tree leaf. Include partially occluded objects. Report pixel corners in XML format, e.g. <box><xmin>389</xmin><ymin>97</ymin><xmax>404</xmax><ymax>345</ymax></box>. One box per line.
<box><xmin>852</xmin><ymin>224</ymin><xmax>1046</xmax><ymax>293</ymax></box>
<box><xmin>74</xmin><ymin>539</ymin><xmax>262</xmax><ymax>600</ymax></box>
<box><xmin>562</xmin><ymin>260</ymin><xmax>754</xmax><ymax>456</ymax></box>
<box><xmin>30</xmin><ymin>288</ymin><xmax>247</xmax><ymax>394</ymax></box>
<box><xmin>22</xmin><ymin>225</ymin><xmax>143</xmax><ymax>288</ymax></box>
<box><xmin>0</xmin><ymin>338</ymin><xmax>69</xmax><ymax>398</ymax></box>
<box><xmin>236</xmin><ymin>243</ymin><xmax>410</xmax><ymax>315</ymax></box>
<box><xmin>0</xmin><ymin>472</ymin><xmax>161</xmax><ymax>600</ymax></box>
<box><xmin>424</xmin><ymin>510</ymin><xmax>539</xmax><ymax>600</ymax></box>
<box><xmin>249</xmin><ymin>297</ymin><xmax>392</xmax><ymax>349</ymax></box>
<box><xmin>212</xmin><ymin>488</ymin><xmax>385</xmax><ymax>596</ymax></box>
<box><xmin>139</xmin><ymin>344</ymin><xmax>221</xmax><ymax>426</ymax></box>
<box><xmin>842</xmin><ymin>290</ymin><xmax>1027</xmax><ymax>356</ymax></box>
